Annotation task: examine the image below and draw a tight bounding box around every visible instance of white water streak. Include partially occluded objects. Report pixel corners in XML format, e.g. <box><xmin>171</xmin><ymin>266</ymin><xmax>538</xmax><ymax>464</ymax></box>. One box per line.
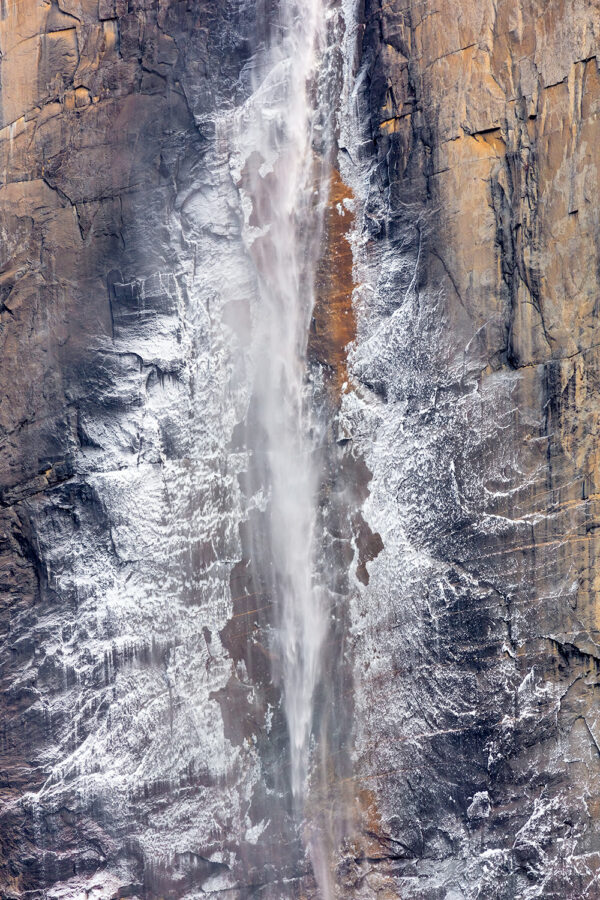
<box><xmin>230</xmin><ymin>0</ymin><xmax>331</xmax><ymax>803</ymax></box>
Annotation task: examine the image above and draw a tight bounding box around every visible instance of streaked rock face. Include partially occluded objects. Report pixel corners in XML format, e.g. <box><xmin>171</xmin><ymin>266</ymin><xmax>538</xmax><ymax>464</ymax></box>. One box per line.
<box><xmin>1</xmin><ymin>2</ymin><xmax>268</xmax><ymax>896</ymax></box>
<box><xmin>343</xmin><ymin>1</ymin><xmax>600</xmax><ymax>897</ymax></box>
<box><xmin>0</xmin><ymin>1</ymin><xmax>599</xmax><ymax>898</ymax></box>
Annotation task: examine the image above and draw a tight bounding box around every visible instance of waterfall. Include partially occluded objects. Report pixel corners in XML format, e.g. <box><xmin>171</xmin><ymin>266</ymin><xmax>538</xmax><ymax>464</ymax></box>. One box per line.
<box><xmin>229</xmin><ymin>0</ymin><xmax>332</xmax><ymax>807</ymax></box>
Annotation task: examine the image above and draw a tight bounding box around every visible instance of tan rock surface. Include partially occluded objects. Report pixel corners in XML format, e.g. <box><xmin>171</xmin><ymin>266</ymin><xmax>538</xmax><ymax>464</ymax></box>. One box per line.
<box><xmin>344</xmin><ymin>0</ymin><xmax>600</xmax><ymax>896</ymax></box>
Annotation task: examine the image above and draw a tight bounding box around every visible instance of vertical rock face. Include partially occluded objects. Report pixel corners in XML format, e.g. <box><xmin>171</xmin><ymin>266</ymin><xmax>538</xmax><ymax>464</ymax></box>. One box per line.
<box><xmin>0</xmin><ymin>2</ymin><xmax>270</xmax><ymax>896</ymax></box>
<box><xmin>0</xmin><ymin>0</ymin><xmax>599</xmax><ymax>899</ymax></box>
<box><xmin>343</xmin><ymin>0</ymin><xmax>600</xmax><ymax>897</ymax></box>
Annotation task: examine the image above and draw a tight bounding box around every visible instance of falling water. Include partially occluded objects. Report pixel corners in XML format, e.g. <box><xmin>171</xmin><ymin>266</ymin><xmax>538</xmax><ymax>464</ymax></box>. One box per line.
<box><xmin>229</xmin><ymin>0</ymin><xmax>333</xmax><ymax>810</ymax></box>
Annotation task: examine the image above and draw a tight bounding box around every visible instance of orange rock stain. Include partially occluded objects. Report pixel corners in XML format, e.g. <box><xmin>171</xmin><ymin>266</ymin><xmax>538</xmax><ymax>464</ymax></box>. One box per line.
<box><xmin>308</xmin><ymin>168</ymin><xmax>356</xmax><ymax>401</ymax></box>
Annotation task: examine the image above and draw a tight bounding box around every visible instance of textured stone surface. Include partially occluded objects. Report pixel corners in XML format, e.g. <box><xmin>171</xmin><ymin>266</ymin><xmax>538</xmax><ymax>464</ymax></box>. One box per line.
<box><xmin>1</xmin><ymin>0</ymin><xmax>600</xmax><ymax>898</ymax></box>
<box><xmin>0</xmin><ymin>2</ymin><xmax>270</xmax><ymax>897</ymax></box>
<box><xmin>341</xmin><ymin>0</ymin><xmax>600</xmax><ymax>897</ymax></box>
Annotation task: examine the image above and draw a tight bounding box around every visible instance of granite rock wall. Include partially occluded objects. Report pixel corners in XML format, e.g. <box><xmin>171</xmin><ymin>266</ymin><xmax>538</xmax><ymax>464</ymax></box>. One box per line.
<box><xmin>341</xmin><ymin>0</ymin><xmax>600</xmax><ymax>897</ymax></box>
<box><xmin>1</xmin><ymin>0</ymin><xmax>599</xmax><ymax>898</ymax></box>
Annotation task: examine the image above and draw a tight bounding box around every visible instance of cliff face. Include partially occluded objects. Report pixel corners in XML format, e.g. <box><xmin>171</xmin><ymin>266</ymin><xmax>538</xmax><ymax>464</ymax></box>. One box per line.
<box><xmin>0</xmin><ymin>2</ymin><xmax>268</xmax><ymax>896</ymax></box>
<box><xmin>0</xmin><ymin>0</ymin><xmax>599</xmax><ymax>898</ymax></box>
<box><xmin>344</xmin><ymin>1</ymin><xmax>600</xmax><ymax>896</ymax></box>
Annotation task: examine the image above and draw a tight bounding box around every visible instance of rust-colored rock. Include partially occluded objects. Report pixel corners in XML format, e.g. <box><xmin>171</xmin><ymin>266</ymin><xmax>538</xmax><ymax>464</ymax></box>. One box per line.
<box><xmin>309</xmin><ymin>168</ymin><xmax>356</xmax><ymax>398</ymax></box>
